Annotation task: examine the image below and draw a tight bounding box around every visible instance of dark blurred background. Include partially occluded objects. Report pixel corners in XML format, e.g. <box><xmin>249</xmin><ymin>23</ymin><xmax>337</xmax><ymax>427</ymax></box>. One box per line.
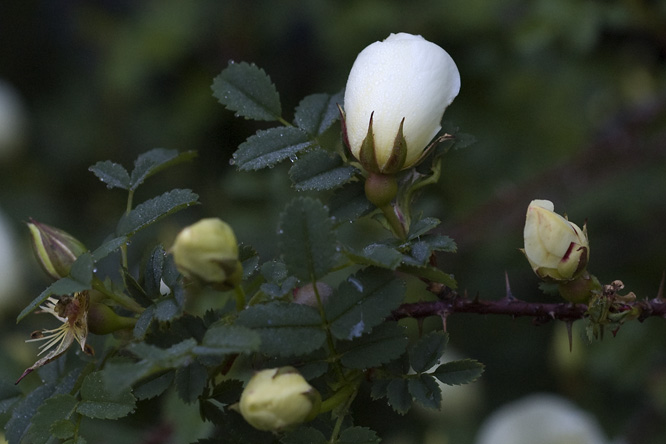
<box><xmin>1</xmin><ymin>1</ymin><xmax>665</xmax><ymax>443</ymax></box>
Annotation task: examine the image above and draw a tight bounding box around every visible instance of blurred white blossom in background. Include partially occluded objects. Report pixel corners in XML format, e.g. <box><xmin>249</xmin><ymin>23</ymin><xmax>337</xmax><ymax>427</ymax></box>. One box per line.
<box><xmin>476</xmin><ymin>393</ymin><xmax>610</xmax><ymax>444</ymax></box>
<box><xmin>0</xmin><ymin>80</ymin><xmax>26</xmax><ymax>161</ymax></box>
<box><xmin>0</xmin><ymin>208</ymin><xmax>24</xmax><ymax>311</ymax></box>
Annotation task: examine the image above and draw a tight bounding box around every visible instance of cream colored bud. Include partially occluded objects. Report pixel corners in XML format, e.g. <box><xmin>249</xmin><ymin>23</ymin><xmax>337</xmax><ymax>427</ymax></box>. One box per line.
<box><xmin>343</xmin><ymin>33</ymin><xmax>460</xmax><ymax>173</ymax></box>
<box><xmin>171</xmin><ymin>218</ymin><xmax>242</xmax><ymax>289</ymax></box>
<box><xmin>27</xmin><ymin>219</ymin><xmax>87</xmax><ymax>281</ymax></box>
<box><xmin>239</xmin><ymin>367</ymin><xmax>320</xmax><ymax>432</ymax></box>
<box><xmin>523</xmin><ymin>200</ymin><xmax>589</xmax><ymax>281</ymax></box>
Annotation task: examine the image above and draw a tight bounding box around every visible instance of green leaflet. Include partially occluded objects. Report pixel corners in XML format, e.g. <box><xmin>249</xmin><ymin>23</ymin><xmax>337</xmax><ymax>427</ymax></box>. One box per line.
<box><xmin>338</xmin><ymin>322</ymin><xmax>409</xmax><ymax>369</ymax></box>
<box><xmin>233</xmin><ymin>126</ymin><xmax>314</xmax><ymax>171</ymax></box>
<box><xmin>432</xmin><ymin>359</ymin><xmax>485</xmax><ymax>386</ymax></box>
<box><xmin>212</xmin><ymin>61</ymin><xmax>282</xmax><ymax>121</ymax></box>
<box><xmin>116</xmin><ymin>189</ymin><xmax>199</xmax><ymax>237</ymax></box>
<box><xmin>409</xmin><ymin>331</ymin><xmax>449</xmax><ymax>374</ymax></box>
<box><xmin>16</xmin><ymin>253</ymin><xmax>93</xmax><ymax>322</ymax></box>
<box><xmin>326</xmin><ymin>268</ymin><xmax>405</xmax><ymax>340</ymax></box>
<box><xmin>293</xmin><ymin>92</ymin><xmax>342</xmax><ymax>137</ymax></box>
<box><xmin>236</xmin><ymin>302</ymin><xmax>326</xmax><ymax>357</ymax></box>
<box><xmin>279</xmin><ymin>197</ymin><xmax>337</xmax><ymax>281</ymax></box>
<box><xmin>289</xmin><ymin>149</ymin><xmax>357</xmax><ymax>191</ymax></box>
<box><xmin>77</xmin><ymin>371</ymin><xmax>136</xmax><ymax>420</ymax></box>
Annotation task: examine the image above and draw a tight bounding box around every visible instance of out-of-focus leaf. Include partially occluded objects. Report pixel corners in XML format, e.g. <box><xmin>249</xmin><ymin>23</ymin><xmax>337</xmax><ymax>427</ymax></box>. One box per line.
<box><xmin>25</xmin><ymin>394</ymin><xmax>78</xmax><ymax>444</ymax></box>
<box><xmin>329</xmin><ymin>181</ymin><xmax>373</xmax><ymax>223</ymax></box>
<box><xmin>175</xmin><ymin>361</ymin><xmax>208</xmax><ymax>404</ymax></box>
<box><xmin>404</xmin><ymin>234</ymin><xmax>457</xmax><ymax>266</ymax></box>
<box><xmin>236</xmin><ymin>302</ymin><xmax>325</xmax><ymax>357</ymax></box>
<box><xmin>407</xmin><ymin>217</ymin><xmax>441</xmax><ymax>240</ymax></box>
<box><xmin>289</xmin><ymin>149</ymin><xmax>357</xmax><ymax>191</ymax></box>
<box><xmin>398</xmin><ymin>265</ymin><xmax>457</xmax><ymax>290</ymax></box>
<box><xmin>409</xmin><ymin>331</ymin><xmax>449</xmax><ymax>374</ymax></box>
<box><xmin>338</xmin><ymin>426</ymin><xmax>381</xmax><ymax>444</ymax></box>
<box><xmin>338</xmin><ymin>322</ymin><xmax>408</xmax><ymax>369</ymax></box>
<box><xmin>345</xmin><ymin>243</ymin><xmax>403</xmax><ymax>270</ymax></box>
<box><xmin>212</xmin><ymin>62</ymin><xmax>281</xmax><ymax>121</ymax></box>
<box><xmin>279</xmin><ymin>197</ymin><xmax>336</xmax><ymax>281</ymax></box>
<box><xmin>116</xmin><ymin>189</ymin><xmax>199</xmax><ymax>237</ymax></box>
<box><xmin>326</xmin><ymin>268</ymin><xmax>405</xmax><ymax>340</ymax></box>
<box><xmin>233</xmin><ymin>127</ymin><xmax>313</xmax><ymax>171</ymax></box>
<box><xmin>408</xmin><ymin>374</ymin><xmax>441</xmax><ymax>410</ymax></box>
<box><xmin>77</xmin><ymin>372</ymin><xmax>136</xmax><ymax>419</ymax></box>
<box><xmin>281</xmin><ymin>427</ymin><xmax>328</xmax><ymax>444</ymax></box>
<box><xmin>88</xmin><ymin>160</ymin><xmax>130</xmax><ymax>190</ymax></box>
<box><xmin>386</xmin><ymin>378</ymin><xmax>411</xmax><ymax>415</ymax></box>
<box><xmin>194</xmin><ymin>324</ymin><xmax>261</xmax><ymax>356</ymax></box>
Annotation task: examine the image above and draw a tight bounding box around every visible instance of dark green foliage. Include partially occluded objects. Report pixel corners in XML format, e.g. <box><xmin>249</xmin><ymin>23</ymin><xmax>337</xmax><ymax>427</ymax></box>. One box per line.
<box><xmin>289</xmin><ymin>149</ymin><xmax>357</xmax><ymax>191</ymax></box>
<box><xmin>212</xmin><ymin>61</ymin><xmax>282</xmax><ymax>121</ymax></box>
<box><xmin>116</xmin><ymin>189</ymin><xmax>199</xmax><ymax>236</ymax></box>
<box><xmin>279</xmin><ymin>197</ymin><xmax>337</xmax><ymax>281</ymax></box>
<box><xmin>236</xmin><ymin>302</ymin><xmax>326</xmax><ymax>356</ymax></box>
<box><xmin>325</xmin><ymin>269</ymin><xmax>405</xmax><ymax>340</ymax></box>
<box><xmin>293</xmin><ymin>92</ymin><xmax>343</xmax><ymax>137</ymax></box>
<box><xmin>232</xmin><ymin>127</ymin><xmax>314</xmax><ymax>171</ymax></box>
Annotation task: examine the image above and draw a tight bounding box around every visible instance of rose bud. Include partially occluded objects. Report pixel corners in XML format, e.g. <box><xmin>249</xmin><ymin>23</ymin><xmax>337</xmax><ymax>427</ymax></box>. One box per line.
<box><xmin>522</xmin><ymin>200</ymin><xmax>589</xmax><ymax>282</ymax></box>
<box><xmin>342</xmin><ymin>32</ymin><xmax>460</xmax><ymax>174</ymax></box>
<box><xmin>239</xmin><ymin>367</ymin><xmax>321</xmax><ymax>432</ymax></box>
<box><xmin>27</xmin><ymin>218</ymin><xmax>87</xmax><ymax>281</ymax></box>
<box><xmin>171</xmin><ymin>218</ymin><xmax>242</xmax><ymax>290</ymax></box>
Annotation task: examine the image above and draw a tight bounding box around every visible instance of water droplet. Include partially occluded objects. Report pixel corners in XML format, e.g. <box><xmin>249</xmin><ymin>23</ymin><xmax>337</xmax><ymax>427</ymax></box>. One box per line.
<box><xmin>348</xmin><ymin>320</ymin><xmax>365</xmax><ymax>340</ymax></box>
<box><xmin>348</xmin><ymin>277</ymin><xmax>364</xmax><ymax>292</ymax></box>
<box><xmin>92</xmin><ymin>268</ymin><xmax>98</xmax><ymax>273</ymax></box>
<box><xmin>229</xmin><ymin>158</ymin><xmax>236</xmax><ymax>166</ymax></box>
<box><xmin>277</xmin><ymin>229</ymin><xmax>284</xmax><ymax>235</ymax></box>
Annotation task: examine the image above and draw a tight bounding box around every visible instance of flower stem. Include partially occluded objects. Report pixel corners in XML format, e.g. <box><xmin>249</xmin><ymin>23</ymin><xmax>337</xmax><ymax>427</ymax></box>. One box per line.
<box><xmin>234</xmin><ymin>285</ymin><xmax>246</xmax><ymax>312</ymax></box>
<box><xmin>380</xmin><ymin>204</ymin><xmax>407</xmax><ymax>240</ymax></box>
<box><xmin>92</xmin><ymin>277</ymin><xmax>143</xmax><ymax>313</ymax></box>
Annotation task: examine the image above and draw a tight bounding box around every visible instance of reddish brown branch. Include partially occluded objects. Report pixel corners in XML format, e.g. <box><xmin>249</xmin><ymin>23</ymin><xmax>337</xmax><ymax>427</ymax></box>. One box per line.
<box><xmin>393</xmin><ymin>295</ymin><xmax>666</xmax><ymax>325</ymax></box>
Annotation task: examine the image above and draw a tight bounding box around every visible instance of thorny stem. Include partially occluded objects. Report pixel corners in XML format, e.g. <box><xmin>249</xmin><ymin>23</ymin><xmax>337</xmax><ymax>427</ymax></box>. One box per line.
<box><xmin>391</xmin><ymin>290</ymin><xmax>666</xmax><ymax>325</ymax></box>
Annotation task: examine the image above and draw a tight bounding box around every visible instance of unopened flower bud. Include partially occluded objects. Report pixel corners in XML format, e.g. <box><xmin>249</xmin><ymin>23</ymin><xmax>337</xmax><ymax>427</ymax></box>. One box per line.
<box><xmin>171</xmin><ymin>218</ymin><xmax>242</xmax><ymax>289</ymax></box>
<box><xmin>239</xmin><ymin>367</ymin><xmax>321</xmax><ymax>432</ymax></box>
<box><xmin>523</xmin><ymin>200</ymin><xmax>589</xmax><ymax>282</ymax></box>
<box><xmin>342</xmin><ymin>33</ymin><xmax>460</xmax><ymax>174</ymax></box>
<box><xmin>293</xmin><ymin>282</ymin><xmax>333</xmax><ymax>307</ymax></box>
<box><xmin>27</xmin><ymin>218</ymin><xmax>87</xmax><ymax>281</ymax></box>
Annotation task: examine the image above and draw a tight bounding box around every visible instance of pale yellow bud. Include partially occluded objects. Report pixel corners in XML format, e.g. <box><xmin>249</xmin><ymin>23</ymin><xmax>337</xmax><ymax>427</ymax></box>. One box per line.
<box><xmin>171</xmin><ymin>218</ymin><xmax>242</xmax><ymax>289</ymax></box>
<box><xmin>239</xmin><ymin>367</ymin><xmax>320</xmax><ymax>432</ymax></box>
<box><xmin>523</xmin><ymin>200</ymin><xmax>589</xmax><ymax>281</ymax></box>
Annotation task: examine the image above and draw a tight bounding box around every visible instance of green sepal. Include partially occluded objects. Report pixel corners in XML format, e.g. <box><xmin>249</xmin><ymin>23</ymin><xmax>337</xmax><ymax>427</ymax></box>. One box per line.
<box><xmin>381</xmin><ymin>118</ymin><xmax>407</xmax><ymax>174</ymax></box>
<box><xmin>358</xmin><ymin>112</ymin><xmax>380</xmax><ymax>173</ymax></box>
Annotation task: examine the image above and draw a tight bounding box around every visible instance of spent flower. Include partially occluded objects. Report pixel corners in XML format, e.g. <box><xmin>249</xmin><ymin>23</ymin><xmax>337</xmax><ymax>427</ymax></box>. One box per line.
<box><xmin>342</xmin><ymin>32</ymin><xmax>460</xmax><ymax>174</ymax></box>
<box><xmin>17</xmin><ymin>291</ymin><xmax>92</xmax><ymax>383</ymax></box>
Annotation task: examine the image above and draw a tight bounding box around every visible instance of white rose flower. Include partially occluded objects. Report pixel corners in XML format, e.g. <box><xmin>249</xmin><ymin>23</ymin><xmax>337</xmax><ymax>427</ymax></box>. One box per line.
<box><xmin>343</xmin><ymin>33</ymin><xmax>460</xmax><ymax>173</ymax></box>
<box><xmin>476</xmin><ymin>394</ymin><xmax>609</xmax><ymax>444</ymax></box>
